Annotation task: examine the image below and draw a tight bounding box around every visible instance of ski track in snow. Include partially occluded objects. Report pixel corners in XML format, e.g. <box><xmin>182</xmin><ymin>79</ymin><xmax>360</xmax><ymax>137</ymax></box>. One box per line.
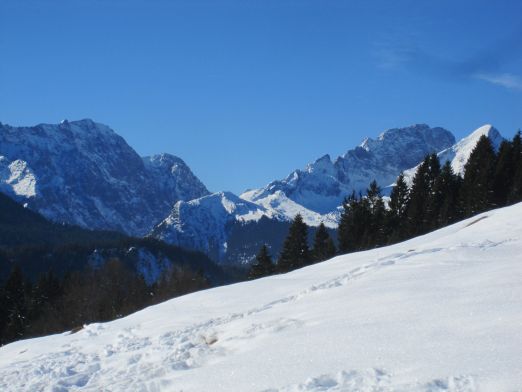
<box><xmin>2</xmin><ymin>237</ymin><xmax>508</xmax><ymax>392</ymax></box>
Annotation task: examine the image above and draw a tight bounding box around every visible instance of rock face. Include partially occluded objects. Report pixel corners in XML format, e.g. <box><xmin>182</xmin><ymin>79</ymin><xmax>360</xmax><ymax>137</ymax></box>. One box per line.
<box><xmin>0</xmin><ymin>119</ymin><xmax>209</xmax><ymax>235</ymax></box>
<box><xmin>241</xmin><ymin>124</ymin><xmax>456</xmax><ymax>224</ymax></box>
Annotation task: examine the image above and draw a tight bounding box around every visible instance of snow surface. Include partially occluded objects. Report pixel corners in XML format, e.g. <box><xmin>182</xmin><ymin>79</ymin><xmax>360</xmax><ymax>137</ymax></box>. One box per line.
<box><xmin>2</xmin><ymin>203</ymin><xmax>522</xmax><ymax>391</ymax></box>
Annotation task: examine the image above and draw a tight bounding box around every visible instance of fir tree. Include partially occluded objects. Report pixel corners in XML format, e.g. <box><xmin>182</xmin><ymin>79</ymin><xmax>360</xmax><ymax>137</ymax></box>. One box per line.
<box><xmin>508</xmin><ymin>131</ymin><xmax>522</xmax><ymax>203</ymax></box>
<box><xmin>461</xmin><ymin>135</ymin><xmax>496</xmax><ymax>216</ymax></box>
<box><xmin>337</xmin><ymin>192</ymin><xmax>357</xmax><ymax>254</ymax></box>
<box><xmin>387</xmin><ymin>172</ymin><xmax>409</xmax><ymax>242</ymax></box>
<box><xmin>429</xmin><ymin>161</ymin><xmax>462</xmax><ymax>228</ymax></box>
<box><xmin>365</xmin><ymin>180</ymin><xmax>386</xmax><ymax>247</ymax></box>
<box><xmin>2</xmin><ymin>265</ymin><xmax>28</xmax><ymax>343</ymax></box>
<box><xmin>492</xmin><ymin>140</ymin><xmax>515</xmax><ymax>207</ymax></box>
<box><xmin>337</xmin><ymin>192</ymin><xmax>371</xmax><ymax>253</ymax></box>
<box><xmin>277</xmin><ymin>214</ymin><xmax>310</xmax><ymax>273</ymax></box>
<box><xmin>311</xmin><ymin>223</ymin><xmax>336</xmax><ymax>262</ymax></box>
<box><xmin>406</xmin><ymin>154</ymin><xmax>440</xmax><ymax>236</ymax></box>
<box><xmin>248</xmin><ymin>244</ymin><xmax>275</xmax><ymax>279</ymax></box>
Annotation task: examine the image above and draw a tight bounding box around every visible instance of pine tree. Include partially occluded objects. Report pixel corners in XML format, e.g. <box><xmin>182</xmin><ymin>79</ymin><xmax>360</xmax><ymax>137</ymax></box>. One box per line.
<box><xmin>406</xmin><ymin>154</ymin><xmax>440</xmax><ymax>236</ymax></box>
<box><xmin>460</xmin><ymin>135</ymin><xmax>496</xmax><ymax>217</ymax></box>
<box><xmin>277</xmin><ymin>214</ymin><xmax>310</xmax><ymax>273</ymax></box>
<box><xmin>387</xmin><ymin>172</ymin><xmax>409</xmax><ymax>242</ymax></box>
<box><xmin>492</xmin><ymin>140</ymin><xmax>514</xmax><ymax>207</ymax></box>
<box><xmin>508</xmin><ymin>131</ymin><xmax>522</xmax><ymax>203</ymax></box>
<box><xmin>248</xmin><ymin>244</ymin><xmax>275</xmax><ymax>279</ymax></box>
<box><xmin>337</xmin><ymin>192</ymin><xmax>370</xmax><ymax>253</ymax></box>
<box><xmin>2</xmin><ymin>265</ymin><xmax>28</xmax><ymax>343</ymax></box>
<box><xmin>337</xmin><ymin>192</ymin><xmax>357</xmax><ymax>254</ymax></box>
<box><xmin>366</xmin><ymin>180</ymin><xmax>386</xmax><ymax>247</ymax></box>
<box><xmin>429</xmin><ymin>161</ymin><xmax>462</xmax><ymax>228</ymax></box>
<box><xmin>311</xmin><ymin>223</ymin><xmax>336</xmax><ymax>262</ymax></box>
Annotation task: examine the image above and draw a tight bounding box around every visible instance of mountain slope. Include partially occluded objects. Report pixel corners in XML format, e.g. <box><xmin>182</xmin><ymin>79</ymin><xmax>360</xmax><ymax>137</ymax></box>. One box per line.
<box><xmin>0</xmin><ymin>190</ymin><xmax>225</xmax><ymax>285</ymax></box>
<box><xmin>400</xmin><ymin>124</ymin><xmax>504</xmax><ymax>187</ymax></box>
<box><xmin>3</xmin><ymin>203</ymin><xmax>521</xmax><ymax>391</ymax></box>
<box><xmin>150</xmin><ymin>191</ymin><xmax>283</xmax><ymax>261</ymax></box>
<box><xmin>0</xmin><ymin>190</ymin><xmax>125</xmax><ymax>248</ymax></box>
<box><xmin>242</xmin><ymin>124</ymin><xmax>455</xmax><ymax>222</ymax></box>
<box><xmin>0</xmin><ymin>119</ymin><xmax>209</xmax><ymax>235</ymax></box>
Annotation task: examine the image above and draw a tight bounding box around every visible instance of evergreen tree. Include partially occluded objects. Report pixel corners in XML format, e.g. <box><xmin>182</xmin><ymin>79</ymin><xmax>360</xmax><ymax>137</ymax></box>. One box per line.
<box><xmin>492</xmin><ymin>140</ymin><xmax>515</xmax><ymax>207</ymax></box>
<box><xmin>365</xmin><ymin>180</ymin><xmax>386</xmax><ymax>247</ymax></box>
<box><xmin>508</xmin><ymin>131</ymin><xmax>522</xmax><ymax>203</ymax></box>
<box><xmin>429</xmin><ymin>161</ymin><xmax>462</xmax><ymax>228</ymax></box>
<box><xmin>337</xmin><ymin>192</ymin><xmax>371</xmax><ymax>253</ymax></box>
<box><xmin>2</xmin><ymin>265</ymin><xmax>28</xmax><ymax>343</ymax></box>
<box><xmin>248</xmin><ymin>244</ymin><xmax>275</xmax><ymax>279</ymax></box>
<box><xmin>337</xmin><ymin>192</ymin><xmax>357</xmax><ymax>254</ymax></box>
<box><xmin>460</xmin><ymin>135</ymin><xmax>496</xmax><ymax>216</ymax></box>
<box><xmin>387</xmin><ymin>172</ymin><xmax>409</xmax><ymax>242</ymax></box>
<box><xmin>406</xmin><ymin>154</ymin><xmax>440</xmax><ymax>236</ymax></box>
<box><xmin>277</xmin><ymin>214</ymin><xmax>310</xmax><ymax>273</ymax></box>
<box><xmin>311</xmin><ymin>223</ymin><xmax>336</xmax><ymax>262</ymax></box>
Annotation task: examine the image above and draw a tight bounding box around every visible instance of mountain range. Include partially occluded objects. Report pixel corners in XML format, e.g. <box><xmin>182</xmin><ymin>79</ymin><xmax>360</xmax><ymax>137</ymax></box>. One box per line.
<box><xmin>0</xmin><ymin>119</ymin><xmax>208</xmax><ymax>236</ymax></box>
<box><xmin>0</xmin><ymin>119</ymin><xmax>506</xmax><ymax>264</ymax></box>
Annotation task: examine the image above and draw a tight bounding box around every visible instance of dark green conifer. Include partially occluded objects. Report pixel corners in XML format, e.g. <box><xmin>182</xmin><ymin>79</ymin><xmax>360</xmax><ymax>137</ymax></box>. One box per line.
<box><xmin>460</xmin><ymin>135</ymin><xmax>496</xmax><ymax>216</ymax></box>
<box><xmin>492</xmin><ymin>140</ymin><xmax>514</xmax><ymax>207</ymax></box>
<box><xmin>277</xmin><ymin>214</ymin><xmax>310</xmax><ymax>273</ymax></box>
<box><xmin>387</xmin><ymin>172</ymin><xmax>409</xmax><ymax>242</ymax></box>
<box><xmin>312</xmin><ymin>223</ymin><xmax>336</xmax><ymax>262</ymax></box>
<box><xmin>2</xmin><ymin>265</ymin><xmax>28</xmax><ymax>342</ymax></box>
<box><xmin>406</xmin><ymin>154</ymin><xmax>440</xmax><ymax>235</ymax></box>
<box><xmin>429</xmin><ymin>161</ymin><xmax>462</xmax><ymax>228</ymax></box>
<box><xmin>248</xmin><ymin>244</ymin><xmax>275</xmax><ymax>279</ymax></box>
<box><xmin>508</xmin><ymin>131</ymin><xmax>522</xmax><ymax>203</ymax></box>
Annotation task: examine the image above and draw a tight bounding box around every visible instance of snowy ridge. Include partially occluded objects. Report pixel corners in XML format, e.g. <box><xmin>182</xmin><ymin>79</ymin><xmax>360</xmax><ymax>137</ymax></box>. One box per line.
<box><xmin>152</xmin><ymin>124</ymin><xmax>457</xmax><ymax>262</ymax></box>
<box><xmin>401</xmin><ymin>124</ymin><xmax>504</xmax><ymax>187</ymax></box>
<box><xmin>2</xmin><ymin>202</ymin><xmax>522</xmax><ymax>391</ymax></box>
<box><xmin>242</xmin><ymin>124</ymin><xmax>455</xmax><ymax>221</ymax></box>
<box><xmin>0</xmin><ymin>119</ymin><xmax>209</xmax><ymax>235</ymax></box>
<box><xmin>151</xmin><ymin>191</ymin><xmax>283</xmax><ymax>260</ymax></box>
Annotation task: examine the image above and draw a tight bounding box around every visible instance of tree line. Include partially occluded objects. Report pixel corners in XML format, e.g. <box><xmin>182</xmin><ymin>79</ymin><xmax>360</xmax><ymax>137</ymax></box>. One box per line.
<box><xmin>0</xmin><ymin>259</ymin><xmax>208</xmax><ymax>345</ymax></box>
<box><xmin>249</xmin><ymin>132</ymin><xmax>522</xmax><ymax>279</ymax></box>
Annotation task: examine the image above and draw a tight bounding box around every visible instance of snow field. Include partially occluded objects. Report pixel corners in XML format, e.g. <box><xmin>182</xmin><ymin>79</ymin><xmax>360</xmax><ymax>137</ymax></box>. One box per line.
<box><xmin>1</xmin><ymin>203</ymin><xmax>522</xmax><ymax>391</ymax></box>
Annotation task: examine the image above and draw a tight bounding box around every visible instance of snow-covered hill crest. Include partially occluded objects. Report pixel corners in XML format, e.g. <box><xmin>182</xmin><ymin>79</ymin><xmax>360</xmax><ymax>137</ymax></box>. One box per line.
<box><xmin>0</xmin><ymin>119</ymin><xmax>209</xmax><ymax>235</ymax></box>
<box><xmin>2</xmin><ymin>202</ymin><xmax>522</xmax><ymax>391</ymax></box>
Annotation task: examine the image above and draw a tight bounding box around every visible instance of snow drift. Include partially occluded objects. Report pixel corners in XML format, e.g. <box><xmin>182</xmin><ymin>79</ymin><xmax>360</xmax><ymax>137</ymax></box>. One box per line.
<box><xmin>1</xmin><ymin>202</ymin><xmax>522</xmax><ymax>392</ymax></box>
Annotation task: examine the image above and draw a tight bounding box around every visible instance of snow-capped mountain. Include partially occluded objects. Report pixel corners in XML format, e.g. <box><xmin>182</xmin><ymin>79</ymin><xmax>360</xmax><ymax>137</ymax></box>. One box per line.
<box><xmin>242</xmin><ymin>124</ymin><xmax>455</xmax><ymax>223</ymax></box>
<box><xmin>3</xmin><ymin>202</ymin><xmax>521</xmax><ymax>391</ymax></box>
<box><xmin>150</xmin><ymin>124</ymin><xmax>456</xmax><ymax>263</ymax></box>
<box><xmin>401</xmin><ymin>124</ymin><xmax>504</xmax><ymax>187</ymax></box>
<box><xmin>0</xmin><ymin>119</ymin><xmax>209</xmax><ymax>235</ymax></box>
<box><xmin>151</xmin><ymin>191</ymin><xmax>283</xmax><ymax>261</ymax></box>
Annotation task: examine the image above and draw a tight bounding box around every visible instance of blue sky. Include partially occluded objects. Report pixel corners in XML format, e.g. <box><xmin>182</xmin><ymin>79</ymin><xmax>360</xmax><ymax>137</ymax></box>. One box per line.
<box><xmin>1</xmin><ymin>0</ymin><xmax>522</xmax><ymax>194</ymax></box>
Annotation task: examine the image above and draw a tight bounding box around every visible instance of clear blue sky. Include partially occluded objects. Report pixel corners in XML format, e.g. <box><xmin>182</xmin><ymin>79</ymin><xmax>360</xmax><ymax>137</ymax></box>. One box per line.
<box><xmin>1</xmin><ymin>0</ymin><xmax>522</xmax><ymax>194</ymax></box>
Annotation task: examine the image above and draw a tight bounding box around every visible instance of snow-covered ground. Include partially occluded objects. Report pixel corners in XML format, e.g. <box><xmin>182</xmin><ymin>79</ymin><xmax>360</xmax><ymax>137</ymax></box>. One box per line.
<box><xmin>2</xmin><ymin>204</ymin><xmax>522</xmax><ymax>391</ymax></box>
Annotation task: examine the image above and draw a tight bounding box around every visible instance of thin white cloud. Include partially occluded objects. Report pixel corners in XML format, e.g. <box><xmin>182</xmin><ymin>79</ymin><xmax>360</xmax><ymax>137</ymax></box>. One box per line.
<box><xmin>474</xmin><ymin>72</ymin><xmax>522</xmax><ymax>91</ymax></box>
